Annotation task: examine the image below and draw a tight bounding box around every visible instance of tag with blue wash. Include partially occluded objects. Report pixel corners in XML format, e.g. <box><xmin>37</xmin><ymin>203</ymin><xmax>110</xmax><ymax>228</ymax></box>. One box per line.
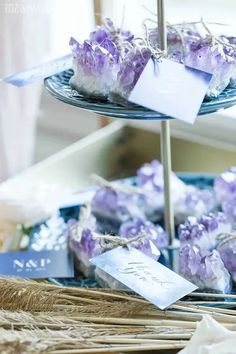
<box><xmin>0</xmin><ymin>249</ymin><xmax>74</xmax><ymax>278</ymax></box>
<box><xmin>91</xmin><ymin>247</ymin><xmax>197</xmax><ymax>309</ymax></box>
<box><xmin>129</xmin><ymin>58</ymin><xmax>212</xmax><ymax>124</ymax></box>
<box><xmin>2</xmin><ymin>53</ymin><xmax>72</xmax><ymax>87</ymax></box>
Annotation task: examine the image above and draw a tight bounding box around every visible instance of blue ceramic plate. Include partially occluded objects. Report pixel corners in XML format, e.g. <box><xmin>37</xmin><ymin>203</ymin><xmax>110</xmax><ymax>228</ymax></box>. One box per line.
<box><xmin>44</xmin><ymin>69</ymin><xmax>236</xmax><ymax>120</ymax></box>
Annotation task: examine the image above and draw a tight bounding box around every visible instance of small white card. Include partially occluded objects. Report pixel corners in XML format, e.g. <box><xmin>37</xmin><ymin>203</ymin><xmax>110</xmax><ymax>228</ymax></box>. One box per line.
<box><xmin>2</xmin><ymin>54</ymin><xmax>72</xmax><ymax>87</ymax></box>
<box><xmin>91</xmin><ymin>247</ymin><xmax>197</xmax><ymax>309</ymax></box>
<box><xmin>129</xmin><ymin>58</ymin><xmax>212</xmax><ymax>124</ymax></box>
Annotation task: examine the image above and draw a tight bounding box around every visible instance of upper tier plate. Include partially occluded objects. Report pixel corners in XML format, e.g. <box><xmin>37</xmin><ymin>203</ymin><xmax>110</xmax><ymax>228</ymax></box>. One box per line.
<box><xmin>44</xmin><ymin>69</ymin><xmax>236</xmax><ymax>120</ymax></box>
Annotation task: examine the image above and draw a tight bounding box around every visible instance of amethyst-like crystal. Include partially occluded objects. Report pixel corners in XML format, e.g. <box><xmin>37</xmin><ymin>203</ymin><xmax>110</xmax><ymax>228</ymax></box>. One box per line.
<box><xmin>149</xmin><ymin>27</ymin><xmax>183</xmax><ymax>53</ymax></box>
<box><xmin>217</xmin><ymin>234</ymin><xmax>236</xmax><ymax>282</ymax></box>
<box><xmin>178</xmin><ymin>212</ymin><xmax>231</xmax><ymax>250</ymax></box>
<box><xmin>69</xmin><ymin>37</ymin><xmax>120</xmax><ymax>99</ymax></box>
<box><xmin>90</xmin><ymin>18</ymin><xmax>134</xmax><ymax>56</ymax></box>
<box><xmin>220</xmin><ymin>36</ymin><xmax>236</xmax><ymax>86</ymax></box>
<box><xmin>119</xmin><ymin>218</ymin><xmax>168</xmax><ymax>255</ymax></box>
<box><xmin>179</xmin><ymin>244</ymin><xmax>231</xmax><ymax>293</ymax></box>
<box><xmin>69</xmin><ymin>18</ymin><xmax>135</xmax><ymax>99</ymax></box>
<box><xmin>148</xmin><ymin>23</ymin><xmax>201</xmax><ymax>63</ymax></box>
<box><xmin>214</xmin><ymin>168</ymin><xmax>236</xmax><ymax>225</ymax></box>
<box><xmin>222</xmin><ymin>197</ymin><xmax>236</xmax><ymax>225</ymax></box>
<box><xmin>95</xmin><ymin>218</ymin><xmax>166</xmax><ymax>289</ymax></box>
<box><xmin>148</xmin><ymin>24</ymin><xmax>201</xmax><ymax>64</ymax></box>
<box><xmin>91</xmin><ymin>187</ymin><xmax>144</xmax><ymax>227</ymax></box>
<box><xmin>185</xmin><ymin>38</ymin><xmax>235</xmax><ymax>98</ymax></box>
<box><xmin>68</xmin><ymin>208</ymin><xmax>101</xmax><ymax>278</ymax></box>
<box><xmin>214</xmin><ymin>167</ymin><xmax>236</xmax><ymax>203</ymax></box>
<box><xmin>110</xmin><ymin>46</ymin><xmax>152</xmax><ymax>102</ymax></box>
<box><xmin>175</xmin><ymin>187</ymin><xmax>216</xmax><ymax>223</ymax></box>
<box><xmin>136</xmin><ymin>160</ymin><xmax>187</xmax><ymax>221</ymax></box>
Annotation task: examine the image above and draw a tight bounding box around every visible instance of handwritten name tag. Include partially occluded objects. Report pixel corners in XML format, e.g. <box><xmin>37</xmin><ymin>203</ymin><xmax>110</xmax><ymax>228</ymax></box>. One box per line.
<box><xmin>2</xmin><ymin>54</ymin><xmax>72</xmax><ymax>87</ymax></box>
<box><xmin>91</xmin><ymin>247</ymin><xmax>197</xmax><ymax>309</ymax></box>
<box><xmin>129</xmin><ymin>58</ymin><xmax>212</xmax><ymax>124</ymax></box>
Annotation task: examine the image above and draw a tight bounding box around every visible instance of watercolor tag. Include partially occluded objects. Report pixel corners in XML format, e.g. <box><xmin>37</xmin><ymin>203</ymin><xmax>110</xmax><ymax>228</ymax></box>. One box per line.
<box><xmin>91</xmin><ymin>247</ymin><xmax>197</xmax><ymax>309</ymax></box>
<box><xmin>2</xmin><ymin>54</ymin><xmax>72</xmax><ymax>86</ymax></box>
<box><xmin>129</xmin><ymin>58</ymin><xmax>212</xmax><ymax>124</ymax></box>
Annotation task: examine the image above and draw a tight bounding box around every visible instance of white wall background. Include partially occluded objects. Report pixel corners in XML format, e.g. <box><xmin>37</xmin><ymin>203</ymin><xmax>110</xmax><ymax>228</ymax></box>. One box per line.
<box><xmin>36</xmin><ymin>0</ymin><xmax>99</xmax><ymax>161</ymax></box>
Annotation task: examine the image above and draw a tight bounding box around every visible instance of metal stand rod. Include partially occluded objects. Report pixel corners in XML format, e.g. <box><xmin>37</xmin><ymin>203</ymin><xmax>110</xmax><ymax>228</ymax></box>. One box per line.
<box><xmin>161</xmin><ymin>121</ymin><xmax>175</xmax><ymax>244</ymax></box>
<box><xmin>157</xmin><ymin>0</ymin><xmax>175</xmax><ymax>244</ymax></box>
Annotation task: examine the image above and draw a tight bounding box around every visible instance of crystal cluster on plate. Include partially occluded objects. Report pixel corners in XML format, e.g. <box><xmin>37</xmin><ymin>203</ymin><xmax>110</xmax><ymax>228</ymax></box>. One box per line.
<box><xmin>69</xmin><ymin>18</ymin><xmax>236</xmax><ymax>102</ymax></box>
<box><xmin>178</xmin><ymin>208</ymin><xmax>236</xmax><ymax>293</ymax></box>
<box><xmin>68</xmin><ymin>160</ymin><xmax>236</xmax><ymax>292</ymax></box>
<box><xmin>136</xmin><ymin>160</ymin><xmax>217</xmax><ymax>223</ymax></box>
<box><xmin>68</xmin><ymin>202</ymin><xmax>166</xmax><ymax>283</ymax></box>
<box><xmin>214</xmin><ymin>167</ymin><xmax>236</xmax><ymax>225</ymax></box>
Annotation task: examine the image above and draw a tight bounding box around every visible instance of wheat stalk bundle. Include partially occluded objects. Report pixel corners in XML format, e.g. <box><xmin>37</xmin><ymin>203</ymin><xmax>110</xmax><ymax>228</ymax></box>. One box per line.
<box><xmin>0</xmin><ymin>277</ymin><xmax>234</xmax><ymax>353</ymax></box>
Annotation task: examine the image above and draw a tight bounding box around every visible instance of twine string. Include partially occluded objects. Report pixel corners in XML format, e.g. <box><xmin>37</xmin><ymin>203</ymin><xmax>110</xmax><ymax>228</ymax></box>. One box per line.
<box><xmin>200</xmin><ymin>18</ymin><xmax>236</xmax><ymax>50</ymax></box>
<box><xmin>91</xmin><ymin>174</ymin><xmax>150</xmax><ymax>196</ymax></box>
<box><xmin>92</xmin><ymin>233</ymin><xmax>146</xmax><ymax>250</ymax></box>
<box><xmin>216</xmin><ymin>232</ymin><xmax>236</xmax><ymax>247</ymax></box>
<box><xmin>71</xmin><ymin>204</ymin><xmax>147</xmax><ymax>250</ymax></box>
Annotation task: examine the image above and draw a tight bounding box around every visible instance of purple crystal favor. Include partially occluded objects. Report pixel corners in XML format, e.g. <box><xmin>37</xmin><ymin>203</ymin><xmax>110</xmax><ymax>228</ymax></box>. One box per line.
<box><xmin>217</xmin><ymin>233</ymin><xmax>236</xmax><ymax>282</ymax></box>
<box><xmin>69</xmin><ymin>37</ymin><xmax>120</xmax><ymax>99</ymax></box>
<box><xmin>91</xmin><ymin>187</ymin><xmax>144</xmax><ymax>226</ymax></box>
<box><xmin>95</xmin><ymin>218</ymin><xmax>166</xmax><ymax>290</ymax></box>
<box><xmin>90</xmin><ymin>18</ymin><xmax>134</xmax><ymax>56</ymax></box>
<box><xmin>148</xmin><ymin>24</ymin><xmax>200</xmax><ymax>64</ymax></box>
<box><xmin>179</xmin><ymin>244</ymin><xmax>231</xmax><ymax>293</ymax></box>
<box><xmin>185</xmin><ymin>38</ymin><xmax>235</xmax><ymax>98</ymax></box>
<box><xmin>69</xmin><ymin>18</ymin><xmax>135</xmax><ymax>99</ymax></box>
<box><xmin>110</xmin><ymin>45</ymin><xmax>152</xmax><ymax>103</ymax></box>
<box><xmin>220</xmin><ymin>36</ymin><xmax>236</xmax><ymax>86</ymax></box>
<box><xmin>214</xmin><ymin>167</ymin><xmax>236</xmax><ymax>203</ymax></box>
<box><xmin>68</xmin><ymin>207</ymin><xmax>101</xmax><ymax>278</ymax></box>
<box><xmin>136</xmin><ymin>160</ymin><xmax>187</xmax><ymax>221</ymax></box>
<box><xmin>175</xmin><ymin>186</ymin><xmax>216</xmax><ymax>223</ymax></box>
<box><xmin>178</xmin><ymin>212</ymin><xmax>231</xmax><ymax>251</ymax></box>
<box><xmin>119</xmin><ymin>218</ymin><xmax>168</xmax><ymax>256</ymax></box>
<box><xmin>222</xmin><ymin>197</ymin><xmax>236</xmax><ymax>225</ymax></box>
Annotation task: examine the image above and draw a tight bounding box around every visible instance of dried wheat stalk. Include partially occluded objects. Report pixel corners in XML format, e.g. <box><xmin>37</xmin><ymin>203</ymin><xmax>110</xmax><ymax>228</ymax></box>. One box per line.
<box><xmin>0</xmin><ymin>277</ymin><xmax>234</xmax><ymax>353</ymax></box>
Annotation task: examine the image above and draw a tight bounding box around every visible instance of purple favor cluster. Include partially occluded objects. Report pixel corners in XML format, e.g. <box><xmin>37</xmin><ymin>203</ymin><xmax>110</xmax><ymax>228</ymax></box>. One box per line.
<box><xmin>179</xmin><ymin>244</ymin><xmax>231</xmax><ymax>293</ymax></box>
<box><xmin>68</xmin><ymin>161</ymin><xmax>236</xmax><ymax>292</ymax></box>
<box><xmin>69</xmin><ymin>18</ymin><xmax>236</xmax><ymax>101</ymax></box>
<box><xmin>68</xmin><ymin>209</ymin><xmax>101</xmax><ymax>278</ymax></box>
<box><xmin>91</xmin><ymin>187</ymin><xmax>144</xmax><ymax>224</ymax></box>
<box><xmin>185</xmin><ymin>37</ymin><xmax>235</xmax><ymax>98</ymax></box>
<box><xmin>214</xmin><ymin>167</ymin><xmax>236</xmax><ymax>225</ymax></box>
<box><xmin>178</xmin><ymin>211</ymin><xmax>234</xmax><ymax>292</ymax></box>
<box><xmin>137</xmin><ymin>160</ymin><xmax>216</xmax><ymax>222</ymax></box>
<box><xmin>69</xmin><ymin>18</ymin><xmax>135</xmax><ymax>99</ymax></box>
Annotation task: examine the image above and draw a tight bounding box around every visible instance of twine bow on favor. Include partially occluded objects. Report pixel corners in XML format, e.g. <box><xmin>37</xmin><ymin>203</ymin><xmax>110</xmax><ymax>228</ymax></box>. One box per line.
<box><xmin>70</xmin><ymin>204</ymin><xmax>147</xmax><ymax>251</ymax></box>
<box><xmin>142</xmin><ymin>22</ymin><xmax>167</xmax><ymax>61</ymax></box>
<box><xmin>92</xmin><ymin>233</ymin><xmax>146</xmax><ymax>250</ymax></box>
<box><xmin>200</xmin><ymin>18</ymin><xmax>236</xmax><ymax>51</ymax></box>
<box><xmin>216</xmin><ymin>232</ymin><xmax>236</xmax><ymax>247</ymax></box>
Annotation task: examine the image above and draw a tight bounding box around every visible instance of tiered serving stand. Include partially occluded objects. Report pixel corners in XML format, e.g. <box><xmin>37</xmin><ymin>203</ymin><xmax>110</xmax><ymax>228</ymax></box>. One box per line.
<box><xmin>45</xmin><ymin>0</ymin><xmax>236</xmax><ymax>252</ymax></box>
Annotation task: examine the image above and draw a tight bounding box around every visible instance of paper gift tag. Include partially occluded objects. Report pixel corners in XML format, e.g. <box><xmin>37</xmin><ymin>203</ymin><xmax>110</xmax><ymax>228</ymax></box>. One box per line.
<box><xmin>91</xmin><ymin>247</ymin><xmax>197</xmax><ymax>309</ymax></box>
<box><xmin>2</xmin><ymin>53</ymin><xmax>72</xmax><ymax>87</ymax></box>
<box><xmin>129</xmin><ymin>58</ymin><xmax>212</xmax><ymax>124</ymax></box>
<box><xmin>0</xmin><ymin>249</ymin><xmax>74</xmax><ymax>278</ymax></box>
